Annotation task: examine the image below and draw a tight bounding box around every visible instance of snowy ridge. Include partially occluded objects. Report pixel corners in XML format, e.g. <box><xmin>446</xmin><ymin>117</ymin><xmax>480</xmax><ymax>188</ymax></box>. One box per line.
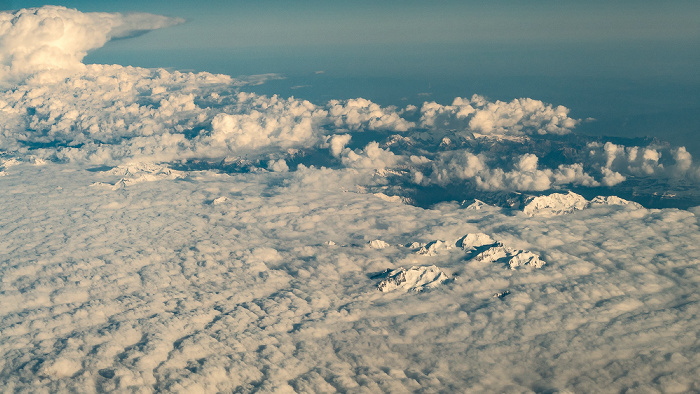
<box><xmin>211</xmin><ymin>196</ymin><xmax>229</xmax><ymax>205</ymax></box>
<box><xmin>410</xmin><ymin>232</ymin><xmax>546</xmax><ymax>269</ymax></box>
<box><xmin>376</xmin><ymin>265</ymin><xmax>449</xmax><ymax>292</ymax></box>
<box><xmin>473</xmin><ymin>245</ymin><xmax>546</xmax><ymax>269</ymax></box>
<box><xmin>458</xmin><ymin>233</ymin><xmax>496</xmax><ymax>250</ymax></box>
<box><xmin>522</xmin><ymin>191</ymin><xmax>644</xmax><ymax>216</ymax></box>
<box><xmin>589</xmin><ymin>195</ymin><xmax>644</xmax><ymax>208</ymax></box>
<box><xmin>367</xmin><ymin>239</ymin><xmax>391</xmax><ymax>249</ymax></box>
<box><xmin>462</xmin><ymin>199</ymin><xmax>488</xmax><ymax>210</ymax></box>
<box><xmin>374</xmin><ymin>192</ymin><xmax>413</xmax><ymax>205</ymax></box>
<box><xmin>460</xmin><ymin>232</ymin><xmax>546</xmax><ymax>269</ymax></box>
<box><xmin>416</xmin><ymin>240</ymin><xmax>453</xmax><ymax>256</ymax></box>
<box><xmin>521</xmin><ymin>191</ymin><xmax>588</xmax><ymax>216</ymax></box>
<box><xmin>377</xmin><ymin>232</ymin><xmax>544</xmax><ymax>293</ymax></box>
<box><xmin>91</xmin><ymin>162</ymin><xmax>186</xmax><ymax>190</ymax></box>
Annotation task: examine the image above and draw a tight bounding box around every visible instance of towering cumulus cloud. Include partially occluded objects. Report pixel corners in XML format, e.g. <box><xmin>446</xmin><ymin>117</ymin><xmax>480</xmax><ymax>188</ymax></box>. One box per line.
<box><xmin>0</xmin><ymin>6</ymin><xmax>183</xmax><ymax>81</ymax></box>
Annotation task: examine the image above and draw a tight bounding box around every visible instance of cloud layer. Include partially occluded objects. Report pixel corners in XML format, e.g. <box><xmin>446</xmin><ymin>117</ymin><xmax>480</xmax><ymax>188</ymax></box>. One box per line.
<box><xmin>0</xmin><ymin>163</ymin><xmax>698</xmax><ymax>392</ymax></box>
<box><xmin>1</xmin><ymin>7</ymin><xmax>700</xmax><ymax>392</ymax></box>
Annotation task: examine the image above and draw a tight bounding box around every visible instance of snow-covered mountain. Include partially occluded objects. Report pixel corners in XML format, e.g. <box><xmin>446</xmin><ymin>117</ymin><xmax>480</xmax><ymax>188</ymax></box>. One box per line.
<box><xmin>520</xmin><ymin>191</ymin><xmax>645</xmax><ymax>216</ymax></box>
<box><xmin>376</xmin><ymin>265</ymin><xmax>449</xmax><ymax>292</ymax></box>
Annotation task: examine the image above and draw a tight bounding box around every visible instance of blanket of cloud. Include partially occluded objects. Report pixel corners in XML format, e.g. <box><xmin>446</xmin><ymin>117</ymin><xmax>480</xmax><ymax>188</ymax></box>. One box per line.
<box><xmin>2</xmin><ymin>162</ymin><xmax>700</xmax><ymax>393</ymax></box>
<box><xmin>2</xmin><ymin>6</ymin><xmax>700</xmax><ymax>392</ymax></box>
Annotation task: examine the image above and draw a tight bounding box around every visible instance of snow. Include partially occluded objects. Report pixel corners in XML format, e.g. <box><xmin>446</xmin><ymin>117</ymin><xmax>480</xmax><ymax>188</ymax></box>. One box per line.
<box><xmin>458</xmin><ymin>232</ymin><xmax>497</xmax><ymax>250</ymax></box>
<box><xmin>590</xmin><ymin>195</ymin><xmax>644</xmax><ymax>208</ymax></box>
<box><xmin>376</xmin><ymin>265</ymin><xmax>449</xmax><ymax>292</ymax></box>
<box><xmin>416</xmin><ymin>240</ymin><xmax>453</xmax><ymax>256</ymax></box>
<box><xmin>522</xmin><ymin>191</ymin><xmax>589</xmax><ymax>216</ymax></box>
<box><xmin>462</xmin><ymin>199</ymin><xmax>488</xmax><ymax>210</ymax></box>
<box><xmin>367</xmin><ymin>239</ymin><xmax>391</xmax><ymax>249</ymax></box>
<box><xmin>521</xmin><ymin>192</ymin><xmax>647</xmax><ymax>217</ymax></box>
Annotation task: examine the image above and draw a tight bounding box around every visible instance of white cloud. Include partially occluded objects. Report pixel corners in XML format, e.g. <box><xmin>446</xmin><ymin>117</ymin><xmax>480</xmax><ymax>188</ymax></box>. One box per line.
<box><xmin>206</xmin><ymin>93</ymin><xmax>326</xmax><ymax>152</ymax></box>
<box><xmin>0</xmin><ymin>153</ymin><xmax>700</xmax><ymax>391</ymax></box>
<box><xmin>340</xmin><ymin>141</ymin><xmax>399</xmax><ymax>170</ymax></box>
<box><xmin>584</xmin><ymin>141</ymin><xmax>700</xmax><ymax>183</ymax></box>
<box><xmin>551</xmin><ymin>163</ymin><xmax>599</xmax><ymax>187</ymax></box>
<box><xmin>0</xmin><ymin>65</ymin><xmax>336</xmax><ymax>164</ymax></box>
<box><xmin>327</xmin><ymin>98</ymin><xmax>414</xmax><ymax>132</ymax></box>
<box><xmin>328</xmin><ymin>133</ymin><xmax>352</xmax><ymax>157</ymax></box>
<box><xmin>0</xmin><ymin>6</ymin><xmax>183</xmax><ymax>81</ymax></box>
<box><xmin>422</xmin><ymin>151</ymin><xmax>599</xmax><ymax>191</ymax></box>
<box><xmin>2</xmin><ymin>163</ymin><xmax>697</xmax><ymax>392</ymax></box>
<box><xmin>1</xmin><ymin>6</ymin><xmax>700</xmax><ymax>392</ymax></box>
<box><xmin>419</xmin><ymin>96</ymin><xmax>475</xmax><ymax>129</ymax></box>
<box><xmin>412</xmin><ymin>139</ymin><xmax>699</xmax><ymax>193</ymax></box>
<box><xmin>600</xmin><ymin>167</ymin><xmax>627</xmax><ymax>186</ymax></box>
<box><xmin>268</xmin><ymin>158</ymin><xmax>289</xmax><ymax>172</ymax></box>
<box><xmin>420</xmin><ymin>95</ymin><xmax>579</xmax><ymax>136</ymax></box>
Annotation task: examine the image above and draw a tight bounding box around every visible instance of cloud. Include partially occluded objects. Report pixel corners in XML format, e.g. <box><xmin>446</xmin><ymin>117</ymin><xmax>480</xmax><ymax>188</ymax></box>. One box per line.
<box><xmin>1</xmin><ymin>5</ymin><xmax>700</xmax><ymax>394</ymax></box>
<box><xmin>327</xmin><ymin>98</ymin><xmax>414</xmax><ymax>132</ymax></box>
<box><xmin>0</xmin><ymin>61</ymin><xmax>342</xmax><ymax>164</ymax></box>
<box><xmin>340</xmin><ymin>141</ymin><xmax>399</xmax><ymax>170</ymax></box>
<box><xmin>206</xmin><ymin>93</ymin><xmax>326</xmax><ymax>152</ymax></box>
<box><xmin>419</xmin><ymin>95</ymin><xmax>579</xmax><ymax>137</ymax></box>
<box><xmin>0</xmin><ymin>6</ymin><xmax>696</xmax><ymax>208</ymax></box>
<box><xmin>586</xmin><ymin>141</ymin><xmax>700</xmax><ymax>182</ymax></box>
<box><xmin>2</xmin><ymin>163</ymin><xmax>699</xmax><ymax>392</ymax></box>
<box><xmin>0</xmin><ymin>6</ymin><xmax>183</xmax><ymax>81</ymax></box>
<box><xmin>419</xmin><ymin>151</ymin><xmax>599</xmax><ymax>191</ymax></box>
<box><xmin>328</xmin><ymin>134</ymin><xmax>352</xmax><ymax>157</ymax></box>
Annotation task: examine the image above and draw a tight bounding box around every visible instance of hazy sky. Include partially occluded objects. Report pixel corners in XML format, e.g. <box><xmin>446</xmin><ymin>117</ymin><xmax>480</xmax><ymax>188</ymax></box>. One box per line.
<box><xmin>4</xmin><ymin>0</ymin><xmax>700</xmax><ymax>49</ymax></box>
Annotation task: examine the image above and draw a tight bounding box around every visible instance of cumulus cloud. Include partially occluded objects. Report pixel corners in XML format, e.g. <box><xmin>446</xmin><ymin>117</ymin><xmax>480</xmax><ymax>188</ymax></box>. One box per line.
<box><xmin>1</xmin><ymin>7</ymin><xmax>696</xmax><ymax>208</ymax></box>
<box><xmin>327</xmin><ymin>133</ymin><xmax>352</xmax><ymax>157</ymax></box>
<box><xmin>327</xmin><ymin>98</ymin><xmax>414</xmax><ymax>132</ymax></box>
<box><xmin>419</xmin><ymin>150</ymin><xmax>599</xmax><ymax>191</ymax></box>
<box><xmin>419</xmin><ymin>94</ymin><xmax>579</xmax><ymax>136</ymax></box>
<box><xmin>0</xmin><ymin>66</ymin><xmax>420</xmax><ymax>165</ymax></box>
<box><xmin>585</xmin><ymin>141</ymin><xmax>700</xmax><ymax>182</ymax></box>
<box><xmin>0</xmin><ymin>65</ymin><xmax>236</xmax><ymax>164</ymax></box>
<box><xmin>0</xmin><ymin>10</ymin><xmax>413</xmax><ymax>166</ymax></box>
<box><xmin>340</xmin><ymin>141</ymin><xmax>399</xmax><ymax>170</ymax></box>
<box><xmin>206</xmin><ymin>93</ymin><xmax>327</xmax><ymax>153</ymax></box>
<box><xmin>0</xmin><ymin>6</ymin><xmax>183</xmax><ymax>81</ymax></box>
